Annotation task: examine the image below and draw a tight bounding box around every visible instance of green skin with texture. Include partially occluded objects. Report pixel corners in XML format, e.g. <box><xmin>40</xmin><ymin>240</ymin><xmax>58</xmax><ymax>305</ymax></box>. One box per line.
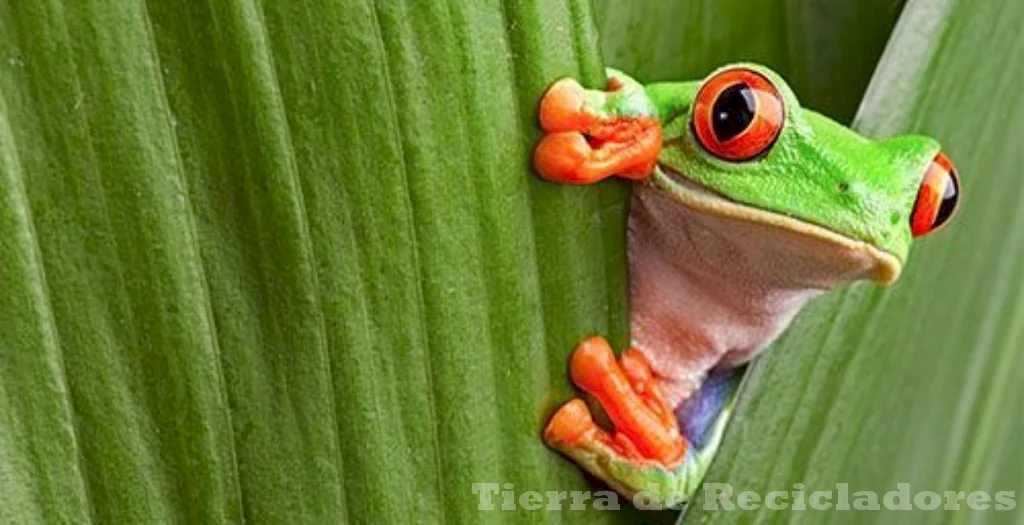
<box><xmin>593</xmin><ymin>64</ymin><xmax>937</xmax><ymax>263</ymax></box>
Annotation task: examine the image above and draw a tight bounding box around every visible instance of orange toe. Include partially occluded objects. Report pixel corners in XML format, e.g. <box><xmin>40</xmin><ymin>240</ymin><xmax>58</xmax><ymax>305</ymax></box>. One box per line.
<box><xmin>620</xmin><ymin>348</ymin><xmax>675</xmax><ymax>428</ymax></box>
<box><xmin>533</xmin><ymin>123</ymin><xmax>662</xmax><ymax>185</ymax></box>
<box><xmin>545</xmin><ymin>398</ymin><xmax>598</xmax><ymax>447</ymax></box>
<box><xmin>539</xmin><ymin>78</ymin><xmax>589</xmax><ymax>133</ymax></box>
<box><xmin>568</xmin><ymin>337</ymin><xmax>686</xmax><ymax>466</ymax></box>
<box><xmin>619</xmin><ymin>348</ymin><xmax>654</xmax><ymax>389</ymax></box>
<box><xmin>568</xmin><ymin>337</ymin><xmax>619</xmax><ymax>393</ymax></box>
<box><xmin>533</xmin><ymin>132</ymin><xmax>596</xmax><ymax>184</ymax></box>
<box><xmin>534</xmin><ymin>75</ymin><xmax>663</xmax><ymax>185</ymax></box>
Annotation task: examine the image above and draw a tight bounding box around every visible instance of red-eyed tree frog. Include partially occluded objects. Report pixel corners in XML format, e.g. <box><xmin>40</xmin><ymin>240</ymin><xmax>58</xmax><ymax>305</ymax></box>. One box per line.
<box><xmin>533</xmin><ymin>64</ymin><xmax>960</xmax><ymax>508</ymax></box>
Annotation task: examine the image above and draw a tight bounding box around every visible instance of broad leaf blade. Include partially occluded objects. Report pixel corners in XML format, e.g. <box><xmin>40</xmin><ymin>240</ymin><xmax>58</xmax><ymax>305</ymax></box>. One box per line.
<box><xmin>594</xmin><ymin>0</ymin><xmax>906</xmax><ymax>122</ymax></box>
<box><xmin>5</xmin><ymin>0</ymin><xmax>1003</xmax><ymax>524</ymax></box>
<box><xmin>685</xmin><ymin>1</ymin><xmax>1024</xmax><ymax>522</ymax></box>
<box><xmin>0</xmin><ymin>1</ymin><xmax>631</xmax><ymax>523</ymax></box>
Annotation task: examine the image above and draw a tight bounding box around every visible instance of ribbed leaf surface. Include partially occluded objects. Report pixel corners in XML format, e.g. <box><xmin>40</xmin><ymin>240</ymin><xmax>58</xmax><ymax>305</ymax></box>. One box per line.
<box><xmin>5</xmin><ymin>1</ymin><xmax>1014</xmax><ymax>524</ymax></box>
<box><xmin>0</xmin><ymin>1</ymin><xmax>630</xmax><ymax>523</ymax></box>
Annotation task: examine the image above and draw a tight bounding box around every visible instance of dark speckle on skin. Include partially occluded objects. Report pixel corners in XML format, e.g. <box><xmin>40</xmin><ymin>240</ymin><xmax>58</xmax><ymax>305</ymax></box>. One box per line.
<box><xmin>890</xmin><ymin>211</ymin><xmax>901</xmax><ymax>224</ymax></box>
<box><xmin>837</xmin><ymin>182</ymin><xmax>850</xmax><ymax>192</ymax></box>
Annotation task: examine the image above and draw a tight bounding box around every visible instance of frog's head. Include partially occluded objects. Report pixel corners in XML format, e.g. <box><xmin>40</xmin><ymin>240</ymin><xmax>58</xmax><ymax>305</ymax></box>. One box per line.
<box><xmin>652</xmin><ymin>63</ymin><xmax>960</xmax><ymax>285</ymax></box>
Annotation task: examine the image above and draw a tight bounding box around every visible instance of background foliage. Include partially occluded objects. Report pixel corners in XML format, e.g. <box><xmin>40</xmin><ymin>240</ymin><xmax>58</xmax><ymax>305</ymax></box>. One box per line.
<box><xmin>0</xmin><ymin>1</ymin><xmax>1019</xmax><ymax>524</ymax></box>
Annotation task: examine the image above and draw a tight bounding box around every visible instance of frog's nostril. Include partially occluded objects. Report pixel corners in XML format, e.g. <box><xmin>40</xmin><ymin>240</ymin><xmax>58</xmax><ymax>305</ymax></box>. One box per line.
<box><xmin>910</xmin><ymin>152</ymin><xmax>960</xmax><ymax>237</ymax></box>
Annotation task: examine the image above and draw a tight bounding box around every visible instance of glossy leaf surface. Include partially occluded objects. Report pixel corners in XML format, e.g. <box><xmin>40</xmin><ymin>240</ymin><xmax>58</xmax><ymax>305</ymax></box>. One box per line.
<box><xmin>7</xmin><ymin>1</ymin><xmax>1012</xmax><ymax>525</ymax></box>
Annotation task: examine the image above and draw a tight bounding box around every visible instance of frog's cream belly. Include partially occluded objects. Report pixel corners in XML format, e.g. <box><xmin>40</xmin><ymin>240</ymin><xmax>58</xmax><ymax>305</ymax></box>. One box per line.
<box><xmin>627</xmin><ymin>182</ymin><xmax>883</xmax><ymax>407</ymax></box>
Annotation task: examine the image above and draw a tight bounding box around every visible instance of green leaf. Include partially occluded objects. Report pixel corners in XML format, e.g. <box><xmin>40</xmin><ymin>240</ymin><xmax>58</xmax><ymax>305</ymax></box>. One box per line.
<box><xmin>685</xmin><ymin>1</ymin><xmax>1024</xmax><ymax>522</ymax></box>
<box><xmin>594</xmin><ymin>0</ymin><xmax>906</xmax><ymax>123</ymax></box>
<box><xmin>3</xmin><ymin>0</ymin><xmax>1012</xmax><ymax>524</ymax></box>
<box><xmin>0</xmin><ymin>1</ymin><xmax>627</xmax><ymax>523</ymax></box>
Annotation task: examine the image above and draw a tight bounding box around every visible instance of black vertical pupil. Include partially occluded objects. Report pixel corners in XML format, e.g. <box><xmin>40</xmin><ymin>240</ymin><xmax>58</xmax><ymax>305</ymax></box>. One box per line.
<box><xmin>712</xmin><ymin>83</ymin><xmax>757</xmax><ymax>142</ymax></box>
<box><xmin>934</xmin><ymin>171</ymin><xmax>959</xmax><ymax>227</ymax></box>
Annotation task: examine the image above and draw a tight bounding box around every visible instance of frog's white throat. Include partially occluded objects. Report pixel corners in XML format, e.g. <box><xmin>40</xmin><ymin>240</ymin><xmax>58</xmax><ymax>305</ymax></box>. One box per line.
<box><xmin>652</xmin><ymin>165</ymin><xmax>901</xmax><ymax>285</ymax></box>
<box><xmin>626</xmin><ymin>174</ymin><xmax>899</xmax><ymax>406</ymax></box>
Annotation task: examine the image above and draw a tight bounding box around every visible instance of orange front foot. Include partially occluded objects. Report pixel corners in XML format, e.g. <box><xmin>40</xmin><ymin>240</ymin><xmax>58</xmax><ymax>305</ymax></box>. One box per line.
<box><xmin>545</xmin><ymin>337</ymin><xmax>687</xmax><ymax>467</ymax></box>
<box><xmin>533</xmin><ymin>71</ymin><xmax>663</xmax><ymax>185</ymax></box>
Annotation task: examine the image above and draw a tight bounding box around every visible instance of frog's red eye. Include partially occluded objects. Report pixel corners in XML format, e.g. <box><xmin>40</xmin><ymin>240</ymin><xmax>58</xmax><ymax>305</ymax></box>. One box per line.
<box><xmin>911</xmin><ymin>152</ymin><xmax>960</xmax><ymax>237</ymax></box>
<box><xmin>691</xmin><ymin>68</ymin><xmax>785</xmax><ymax>162</ymax></box>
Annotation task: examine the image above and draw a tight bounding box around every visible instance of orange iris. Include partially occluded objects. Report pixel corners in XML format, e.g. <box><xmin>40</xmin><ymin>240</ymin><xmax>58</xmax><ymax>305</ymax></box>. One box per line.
<box><xmin>692</xmin><ymin>68</ymin><xmax>785</xmax><ymax>162</ymax></box>
<box><xmin>911</xmin><ymin>152</ymin><xmax>960</xmax><ymax>237</ymax></box>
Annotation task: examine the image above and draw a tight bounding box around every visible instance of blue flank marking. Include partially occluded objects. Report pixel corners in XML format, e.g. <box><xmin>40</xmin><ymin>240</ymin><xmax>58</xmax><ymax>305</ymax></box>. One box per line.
<box><xmin>674</xmin><ymin>366</ymin><xmax>744</xmax><ymax>449</ymax></box>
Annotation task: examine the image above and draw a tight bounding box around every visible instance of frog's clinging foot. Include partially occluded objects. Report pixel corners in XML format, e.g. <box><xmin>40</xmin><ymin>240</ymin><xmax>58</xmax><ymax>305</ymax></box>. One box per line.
<box><xmin>544</xmin><ymin>336</ymin><xmax>739</xmax><ymax>507</ymax></box>
<box><xmin>545</xmin><ymin>337</ymin><xmax>687</xmax><ymax>467</ymax></box>
<box><xmin>533</xmin><ymin>75</ymin><xmax>662</xmax><ymax>184</ymax></box>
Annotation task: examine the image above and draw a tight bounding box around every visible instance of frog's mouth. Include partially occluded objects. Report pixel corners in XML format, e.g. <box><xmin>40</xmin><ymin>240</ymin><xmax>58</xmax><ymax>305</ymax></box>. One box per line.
<box><xmin>652</xmin><ymin>164</ymin><xmax>902</xmax><ymax>285</ymax></box>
